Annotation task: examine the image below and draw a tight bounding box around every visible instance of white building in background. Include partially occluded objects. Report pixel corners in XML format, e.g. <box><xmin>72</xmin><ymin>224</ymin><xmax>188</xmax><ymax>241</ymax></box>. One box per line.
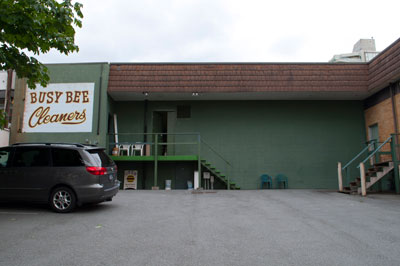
<box><xmin>0</xmin><ymin>71</ymin><xmax>8</xmax><ymax>110</ymax></box>
<box><xmin>0</xmin><ymin>70</ymin><xmax>15</xmax><ymax>147</ymax></box>
<box><xmin>330</xmin><ymin>38</ymin><xmax>380</xmax><ymax>62</ymax></box>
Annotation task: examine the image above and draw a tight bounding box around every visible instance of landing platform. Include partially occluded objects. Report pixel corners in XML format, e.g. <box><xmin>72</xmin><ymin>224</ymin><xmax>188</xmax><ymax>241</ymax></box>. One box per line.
<box><xmin>110</xmin><ymin>155</ymin><xmax>198</xmax><ymax>161</ymax></box>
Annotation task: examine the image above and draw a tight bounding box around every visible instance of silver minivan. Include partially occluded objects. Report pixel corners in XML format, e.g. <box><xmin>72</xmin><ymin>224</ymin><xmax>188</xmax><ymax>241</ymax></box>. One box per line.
<box><xmin>0</xmin><ymin>143</ymin><xmax>120</xmax><ymax>213</ymax></box>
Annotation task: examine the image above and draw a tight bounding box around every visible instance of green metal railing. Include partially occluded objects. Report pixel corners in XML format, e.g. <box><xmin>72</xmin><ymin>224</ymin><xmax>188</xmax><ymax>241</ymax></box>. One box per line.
<box><xmin>201</xmin><ymin>139</ymin><xmax>233</xmax><ymax>189</ymax></box>
<box><xmin>357</xmin><ymin>136</ymin><xmax>392</xmax><ymax>168</ymax></box>
<box><xmin>107</xmin><ymin>133</ymin><xmax>232</xmax><ymax>189</ymax></box>
<box><xmin>390</xmin><ymin>134</ymin><xmax>400</xmax><ymax>193</ymax></box>
<box><xmin>341</xmin><ymin>140</ymin><xmax>377</xmax><ymax>186</ymax></box>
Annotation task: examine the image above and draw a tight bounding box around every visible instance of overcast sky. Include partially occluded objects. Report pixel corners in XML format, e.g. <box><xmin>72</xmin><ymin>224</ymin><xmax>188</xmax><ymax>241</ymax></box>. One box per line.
<box><xmin>32</xmin><ymin>0</ymin><xmax>400</xmax><ymax>63</ymax></box>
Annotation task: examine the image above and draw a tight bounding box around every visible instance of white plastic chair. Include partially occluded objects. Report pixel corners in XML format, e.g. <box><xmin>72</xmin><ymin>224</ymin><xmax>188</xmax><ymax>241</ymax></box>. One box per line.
<box><xmin>131</xmin><ymin>144</ymin><xmax>144</xmax><ymax>156</ymax></box>
<box><xmin>119</xmin><ymin>144</ymin><xmax>131</xmax><ymax>156</ymax></box>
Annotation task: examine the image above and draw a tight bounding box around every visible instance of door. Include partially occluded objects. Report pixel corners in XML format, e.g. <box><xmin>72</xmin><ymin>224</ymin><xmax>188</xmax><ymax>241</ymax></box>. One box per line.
<box><xmin>368</xmin><ymin>124</ymin><xmax>379</xmax><ymax>163</ymax></box>
<box><xmin>368</xmin><ymin>124</ymin><xmax>379</xmax><ymax>143</ymax></box>
<box><xmin>0</xmin><ymin>147</ymin><xmax>15</xmax><ymax>200</ymax></box>
<box><xmin>11</xmin><ymin>147</ymin><xmax>51</xmax><ymax>201</ymax></box>
<box><xmin>153</xmin><ymin>111</ymin><xmax>165</xmax><ymax>155</ymax></box>
<box><xmin>153</xmin><ymin>111</ymin><xmax>175</xmax><ymax>156</ymax></box>
<box><xmin>174</xmin><ymin>163</ymin><xmax>194</xmax><ymax>189</ymax></box>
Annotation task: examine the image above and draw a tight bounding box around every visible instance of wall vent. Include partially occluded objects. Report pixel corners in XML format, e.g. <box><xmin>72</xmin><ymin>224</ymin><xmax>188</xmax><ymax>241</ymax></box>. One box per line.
<box><xmin>177</xmin><ymin>105</ymin><xmax>191</xmax><ymax>119</ymax></box>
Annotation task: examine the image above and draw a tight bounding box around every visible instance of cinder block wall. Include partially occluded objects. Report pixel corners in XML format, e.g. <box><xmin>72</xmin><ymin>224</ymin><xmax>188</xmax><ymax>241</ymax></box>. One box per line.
<box><xmin>114</xmin><ymin>100</ymin><xmax>366</xmax><ymax>189</ymax></box>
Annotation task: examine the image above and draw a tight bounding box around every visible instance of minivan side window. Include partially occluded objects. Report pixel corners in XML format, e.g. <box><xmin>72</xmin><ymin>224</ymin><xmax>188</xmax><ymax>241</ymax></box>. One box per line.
<box><xmin>13</xmin><ymin>147</ymin><xmax>50</xmax><ymax>167</ymax></box>
<box><xmin>87</xmin><ymin>149</ymin><xmax>114</xmax><ymax>167</ymax></box>
<box><xmin>0</xmin><ymin>147</ymin><xmax>11</xmax><ymax>168</ymax></box>
<box><xmin>52</xmin><ymin>148</ymin><xmax>84</xmax><ymax>167</ymax></box>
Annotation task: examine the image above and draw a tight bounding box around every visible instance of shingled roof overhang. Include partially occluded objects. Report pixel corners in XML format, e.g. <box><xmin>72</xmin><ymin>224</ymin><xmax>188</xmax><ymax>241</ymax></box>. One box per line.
<box><xmin>108</xmin><ymin>38</ymin><xmax>400</xmax><ymax>101</ymax></box>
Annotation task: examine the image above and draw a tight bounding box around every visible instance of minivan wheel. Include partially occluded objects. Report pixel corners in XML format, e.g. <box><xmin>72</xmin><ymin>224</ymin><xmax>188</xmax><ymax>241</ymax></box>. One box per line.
<box><xmin>50</xmin><ymin>187</ymin><xmax>76</xmax><ymax>213</ymax></box>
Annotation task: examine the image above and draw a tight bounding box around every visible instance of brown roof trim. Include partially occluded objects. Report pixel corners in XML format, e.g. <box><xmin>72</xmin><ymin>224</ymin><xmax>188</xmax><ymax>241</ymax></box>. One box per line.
<box><xmin>107</xmin><ymin>38</ymin><xmax>400</xmax><ymax>98</ymax></box>
<box><xmin>367</xmin><ymin>37</ymin><xmax>400</xmax><ymax>92</ymax></box>
<box><xmin>110</xmin><ymin>62</ymin><xmax>367</xmax><ymax>65</ymax></box>
<box><xmin>368</xmin><ymin>37</ymin><xmax>400</xmax><ymax>65</ymax></box>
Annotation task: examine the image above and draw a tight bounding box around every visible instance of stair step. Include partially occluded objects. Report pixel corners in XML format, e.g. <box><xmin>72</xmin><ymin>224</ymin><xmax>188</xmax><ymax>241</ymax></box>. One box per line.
<box><xmin>368</xmin><ymin>165</ymin><xmax>383</xmax><ymax>171</ymax></box>
<box><xmin>374</xmin><ymin>161</ymin><xmax>391</xmax><ymax>167</ymax></box>
<box><xmin>366</xmin><ymin>170</ymin><xmax>377</xmax><ymax>175</ymax></box>
<box><xmin>201</xmin><ymin>158</ymin><xmax>237</xmax><ymax>191</ymax></box>
<box><xmin>342</xmin><ymin>186</ymin><xmax>358</xmax><ymax>195</ymax></box>
<box><xmin>370</xmin><ymin>176</ymin><xmax>378</xmax><ymax>183</ymax></box>
<box><xmin>349</xmin><ymin>181</ymin><xmax>359</xmax><ymax>186</ymax></box>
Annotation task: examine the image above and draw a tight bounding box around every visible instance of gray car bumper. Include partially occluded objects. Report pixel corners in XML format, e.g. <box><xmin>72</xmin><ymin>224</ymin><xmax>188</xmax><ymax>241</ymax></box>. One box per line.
<box><xmin>77</xmin><ymin>181</ymin><xmax>120</xmax><ymax>204</ymax></box>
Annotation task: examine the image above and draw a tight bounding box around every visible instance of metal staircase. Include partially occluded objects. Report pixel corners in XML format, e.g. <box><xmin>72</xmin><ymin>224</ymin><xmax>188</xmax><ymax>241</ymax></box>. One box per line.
<box><xmin>201</xmin><ymin>160</ymin><xmax>240</xmax><ymax>190</ymax></box>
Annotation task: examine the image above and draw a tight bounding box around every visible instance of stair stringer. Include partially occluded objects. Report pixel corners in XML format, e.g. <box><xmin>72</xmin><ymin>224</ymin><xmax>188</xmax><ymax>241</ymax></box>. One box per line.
<box><xmin>358</xmin><ymin>162</ymin><xmax>394</xmax><ymax>194</ymax></box>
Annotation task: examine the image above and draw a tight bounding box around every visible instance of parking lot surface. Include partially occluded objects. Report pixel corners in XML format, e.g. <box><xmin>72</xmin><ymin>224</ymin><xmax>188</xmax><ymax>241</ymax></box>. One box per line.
<box><xmin>1</xmin><ymin>190</ymin><xmax>400</xmax><ymax>266</ymax></box>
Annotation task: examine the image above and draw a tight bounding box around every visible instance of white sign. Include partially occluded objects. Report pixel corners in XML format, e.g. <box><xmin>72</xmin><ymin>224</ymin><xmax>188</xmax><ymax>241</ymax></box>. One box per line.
<box><xmin>23</xmin><ymin>83</ymin><xmax>95</xmax><ymax>133</ymax></box>
<box><xmin>124</xmin><ymin>170</ymin><xmax>138</xmax><ymax>190</ymax></box>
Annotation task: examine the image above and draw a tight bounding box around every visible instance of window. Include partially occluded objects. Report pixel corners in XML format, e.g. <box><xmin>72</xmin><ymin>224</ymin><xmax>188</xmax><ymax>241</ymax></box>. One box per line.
<box><xmin>177</xmin><ymin>105</ymin><xmax>191</xmax><ymax>118</ymax></box>
<box><xmin>87</xmin><ymin>149</ymin><xmax>114</xmax><ymax>167</ymax></box>
<box><xmin>0</xmin><ymin>147</ymin><xmax>11</xmax><ymax>168</ymax></box>
<box><xmin>13</xmin><ymin>147</ymin><xmax>50</xmax><ymax>167</ymax></box>
<box><xmin>52</xmin><ymin>148</ymin><xmax>84</xmax><ymax>167</ymax></box>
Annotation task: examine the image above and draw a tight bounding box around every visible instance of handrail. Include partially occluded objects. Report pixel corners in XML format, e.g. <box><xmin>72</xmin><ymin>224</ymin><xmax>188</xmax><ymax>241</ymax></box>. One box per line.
<box><xmin>342</xmin><ymin>141</ymin><xmax>376</xmax><ymax>170</ymax></box>
<box><xmin>201</xmin><ymin>139</ymin><xmax>232</xmax><ymax>167</ymax></box>
<box><xmin>107</xmin><ymin>132</ymin><xmax>235</xmax><ymax>189</ymax></box>
<box><xmin>357</xmin><ymin>135</ymin><xmax>392</xmax><ymax>168</ymax></box>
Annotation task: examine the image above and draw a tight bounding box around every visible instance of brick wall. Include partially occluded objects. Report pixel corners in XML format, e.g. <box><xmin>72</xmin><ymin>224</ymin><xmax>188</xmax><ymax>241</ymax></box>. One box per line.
<box><xmin>364</xmin><ymin>94</ymin><xmax>400</xmax><ymax>160</ymax></box>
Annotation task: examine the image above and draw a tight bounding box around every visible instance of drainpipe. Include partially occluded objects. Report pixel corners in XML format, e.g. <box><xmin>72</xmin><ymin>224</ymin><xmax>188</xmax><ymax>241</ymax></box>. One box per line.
<box><xmin>143</xmin><ymin>99</ymin><xmax>148</xmax><ymax>189</ymax></box>
<box><xmin>390</xmin><ymin>83</ymin><xmax>399</xmax><ymax>136</ymax></box>
<box><xmin>390</xmin><ymin>83</ymin><xmax>400</xmax><ymax>159</ymax></box>
<box><xmin>144</xmin><ymin>99</ymin><xmax>148</xmax><ymax>142</ymax></box>
<box><xmin>390</xmin><ymin>83</ymin><xmax>400</xmax><ymax>194</ymax></box>
<box><xmin>96</xmin><ymin>64</ymin><xmax>104</xmax><ymax>136</ymax></box>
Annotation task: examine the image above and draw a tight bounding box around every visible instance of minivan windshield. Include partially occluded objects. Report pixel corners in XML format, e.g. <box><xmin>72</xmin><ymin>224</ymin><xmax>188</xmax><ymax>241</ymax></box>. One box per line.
<box><xmin>87</xmin><ymin>149</ymin><xmax>114</xmax><ymax>167</ymax></box>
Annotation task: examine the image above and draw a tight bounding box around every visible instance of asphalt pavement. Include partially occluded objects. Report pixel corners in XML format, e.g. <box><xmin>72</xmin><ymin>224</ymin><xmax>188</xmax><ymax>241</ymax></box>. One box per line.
<box><xmin>0</xmin><ymin>190</ymin><xmax>400</xmax><ymax>266</ymax></box>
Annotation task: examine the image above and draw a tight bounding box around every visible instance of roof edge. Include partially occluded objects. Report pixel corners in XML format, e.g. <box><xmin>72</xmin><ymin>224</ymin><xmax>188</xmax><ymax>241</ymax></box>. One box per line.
<box><xmin>368</xmin><ymin>37</ymin><xmax>400</xmax><ymax>65</ymax></box>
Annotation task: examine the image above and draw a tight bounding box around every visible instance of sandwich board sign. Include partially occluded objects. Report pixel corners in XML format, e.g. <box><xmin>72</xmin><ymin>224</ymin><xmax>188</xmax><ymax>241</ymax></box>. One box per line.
<box><xmin>124</xmin><ymin>170</ymin><xmax>138</xmax><ymax>190</ymax></box>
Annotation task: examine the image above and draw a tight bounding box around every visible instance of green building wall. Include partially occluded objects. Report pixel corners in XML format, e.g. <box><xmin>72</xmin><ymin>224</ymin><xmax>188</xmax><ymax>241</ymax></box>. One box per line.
<box><xmin>9</xmin><ymin>62</ymin><xmax>367</xmax><ymax>189</ymax></box>
<box><xmin>10</xmin><ymin>63</ymin><xmax>110</xmax><ymax>147</ymax></box>
<box><xmin>112</xmin><ymin>100</ymin><xmax>366</xmax><ymax>189</ymax></box>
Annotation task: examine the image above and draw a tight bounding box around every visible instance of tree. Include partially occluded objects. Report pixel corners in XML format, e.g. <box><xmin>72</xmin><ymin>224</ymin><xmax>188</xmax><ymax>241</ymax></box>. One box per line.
<box><xmin>0</xmin><ymin>0</ymin><xmax>83</xmax><ymax>128</ymax></box>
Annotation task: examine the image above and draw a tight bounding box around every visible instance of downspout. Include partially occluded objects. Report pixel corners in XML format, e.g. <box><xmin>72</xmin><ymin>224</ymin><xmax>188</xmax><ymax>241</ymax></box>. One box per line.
<box><xmin>144</xmin><ymin>99</ymin><xmax>148</xmax><ymax>142</ymax></box>
<box><xmin>390</xmin><ymin>83</ymin><xmax>399</xmax><ymax>136</ymax></box>
<box><xmin>391</xmin><ymin>82</ymin><xmax>400</xmax><ymax>194</ymax></box>
<box><xmin>143</xmin><ymin>99</ymin><xmax>148</xmax><ymax>189</ymax></box>
<box><xmin>97</xmin><ymin>64</ymin><xmax>104</xmax><ymax>136</ymax></box>
<box><xmin>390</xmin><ymin>82</ymin><xmax>400</xmax><ymax>163</ymax></box>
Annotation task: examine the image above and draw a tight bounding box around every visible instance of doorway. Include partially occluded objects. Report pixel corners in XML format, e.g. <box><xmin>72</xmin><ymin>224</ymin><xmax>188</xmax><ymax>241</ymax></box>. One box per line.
<box><xmin>174</xmin><ymin>162</ymin><xmax>194</xmax><ymax>189</ymax></box>
<box><xmin>153</xmin><ymin>111</ymin><xmax>175</xmax><ymax>156</ymax></box>
<box><xmin>368</xmin><ymin>123</ymin><xmax>379</xmax><ymax>163</ymax></box>
<box><xmin>368</xmin><ymin>123</ymin><xmax>379</xmax><ymax>142</ymax></box>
